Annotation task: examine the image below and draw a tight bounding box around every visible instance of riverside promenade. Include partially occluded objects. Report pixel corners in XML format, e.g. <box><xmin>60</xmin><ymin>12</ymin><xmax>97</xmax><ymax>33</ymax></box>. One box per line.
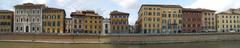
<box><xmin>1</xmin><ymin>32</ymin><xmax>240</xmax><ymax>44</ymax></box>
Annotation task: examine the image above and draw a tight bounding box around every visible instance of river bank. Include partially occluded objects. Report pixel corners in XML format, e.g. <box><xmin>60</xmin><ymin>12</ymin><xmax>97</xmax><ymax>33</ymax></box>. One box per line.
<box><xmin>1</xmin><ymin>41</ymin><xmax>240</xmax><ymax>48</ymax></box>
<box><xmin>1</xmin><ymin>32</ymin><xmax>240</xmax><ymax>44</ymax></box>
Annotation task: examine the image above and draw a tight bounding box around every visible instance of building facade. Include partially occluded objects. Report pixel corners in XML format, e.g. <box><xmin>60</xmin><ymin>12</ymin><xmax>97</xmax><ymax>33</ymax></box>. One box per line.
<box><xmin>216</xmin><ymin>12</ymin><xmax>240</xmax><ymax>32</ymax></box>
<box><xmin>182</xmin><ymin>8</ymin><xmax>202</xmax><ymax>33</ymax></box>
<box><xmin>110</xmin><ymin>11</ymin><xmax>129</xmax><ymax>34</ymax></box>
<box><xmin>0</xmin><ymin>10</ymin><xmax>14</xmax><ymax>32</ymax></box>
<box><xmin>136</xmin><ymin>4</ymin><xmax>182</xmax><ymax>34</ymax></box>
<box><xmin>71</xmin><ymin>10</ymin><xmax>103</xmax><ymax>34</ymax></box>
<box><xmin>42</xmin><ymin>8</ymin><xmax>66</xmax><ymax>33</ymax></box>
<box><xmin>102</xmin><ymin>18</ymin><xmax>110</xmax><ymax>34</ymax></box>
<box><xmin>14</xmin><ymin>3</ymin><xmax>45</xmax><ymax>33</ymax></box>
<box><xmin>201</xmin><ymin>9</ymin><xmax>216</xmax><ymax>32</ymax></box>
<box><xmin>65</xmin><ymin>18</ymin><xmax>73</xmax><ymax>33</ymax></box>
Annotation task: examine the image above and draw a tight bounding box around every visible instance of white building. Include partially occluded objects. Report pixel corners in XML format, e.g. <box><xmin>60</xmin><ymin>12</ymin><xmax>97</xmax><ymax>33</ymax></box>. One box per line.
<box><xmin>65</xmin><ymin>18</ymin><xmax>73</xmax><ymax>33</ymax></box>
<box><xmin>102</xmin><ymin>18</ymin><xmax>110</xmax><ymax>35</ymax></box>
<box><xmin>14</xmin><ymin>3</ymin><xmax>46</xmax><ymax>33</ymax></box>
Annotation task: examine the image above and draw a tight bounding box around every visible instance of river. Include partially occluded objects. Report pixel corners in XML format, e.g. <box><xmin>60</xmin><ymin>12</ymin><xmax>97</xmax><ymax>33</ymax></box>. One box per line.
<box><xmin>0</xmin><ymin>41</ymin><xmax>239</xmax><ymax>48</ymax></box>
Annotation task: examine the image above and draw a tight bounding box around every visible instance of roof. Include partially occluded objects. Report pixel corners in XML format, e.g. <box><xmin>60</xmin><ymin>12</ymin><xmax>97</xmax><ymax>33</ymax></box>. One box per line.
<box><xmin>183</xmin><ymin>8</ymin><xmax>216</xmax><ymax>12</ymax></box>
<box><xmin>141</xmin><ymin>4</ymin><xmax>182</xmax><ymax>8</ymax></box>
<box><xmin>138</xmin><ymin>4</ymin><xmax>183</xmax><ymax>13</ymax></box>
<box><xmin>14</xmin><ymin>3</ymin><xmax>46</xmax><ymax>9</ymax></box>
<box><xmin>70</xmin><ymin>10</ymin><xmax>102</xmax><ymax>17</ymax></box>
<box><xmin>0</xmin><ymin>10</ymin><xmax>14</xmax><ymax>13</ymax></box>
<box><xmin>217</xmin><ymin>12</ymin><xmax>240</xmax><ymax>15</ymax></box>
<box><xmin>110</xmin><ymin>11</ymin><xmax>129</xmax><ymax>15</ymax></box>
<box><xmin>43</xmin><ymin>8</ymin><xmax>64</xmax><ymax>11</ymax></box>
<box><xmin>182</xmin><ymin>8</ymin><xmax>202</xmax><ymax>12</ymax></box>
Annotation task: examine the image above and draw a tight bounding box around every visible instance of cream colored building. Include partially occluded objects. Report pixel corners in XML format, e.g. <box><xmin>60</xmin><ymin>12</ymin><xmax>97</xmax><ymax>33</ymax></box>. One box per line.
<box><xmin>201</xmin><ymin>9</ymin><xmax>216</xmax><ymax>32</ymax></box>
<box><xmin>65</xmin><ymin>18</ymin><xmax>73</xmax><ymax>33</ymax></box>
<box><xmin>136</xmin><ymin>4</ymin><xmax>183</xmax><ymax>34</ymax></box>
<box><xmin>216</xmin><ymin>12</ymin><xmax>240</xmax><ymax>32</ymax></box>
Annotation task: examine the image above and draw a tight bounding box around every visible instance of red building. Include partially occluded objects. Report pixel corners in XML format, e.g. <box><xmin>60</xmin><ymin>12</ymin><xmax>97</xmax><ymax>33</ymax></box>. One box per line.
<box><xmin>182</xmin><ymin>8</ymin><xmax>202</xmax><ymax>33</ymax></box>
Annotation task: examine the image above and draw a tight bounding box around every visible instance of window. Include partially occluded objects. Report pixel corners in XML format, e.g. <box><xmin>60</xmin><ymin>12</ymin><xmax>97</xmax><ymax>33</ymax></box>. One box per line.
<box><xmin>148</xmin><ymin>12</ymin><xmax>152</xmax><ymax>16</ymax></box>
<box><xmin>179</xmin><ymin>10</ymin><xmax>181</xmax><ymax>13</ymax></box>
<box><xmin>48</xmin><ymin>21</ymin><xmax>51</xmax><ymax>26</ymax></box>
<box><xmin>157</xmin><ymin>8</ymin><xmax>160</xmax><ymax>10</ymax></box>
<box><xmin>222</xmin><ymin>20</ymin><xmax>224</xmax><ymax>23</ymax></box>
<box><xmin>157</xmin><ymin>12</ymin><xmax>160</xmax><ymax>16</ymax></box>
<box><xmin>105</xmin><ymin>24</ymin><xmax>108</xmax><ymax>28</ymax></box>
<box><xmin>52</xmin><ymin>16</ymin><xmax>55</xmax><ymax>19</ymax></box>
<box><xmin>58</xmin><ymin>15</ymin><xmax>60</xmax><ymax>19</ymax></box>
<box><xmin>57</xmin><ymin>21</ymin><xmax>60</xmax><ymax>26</ymax></box>
<box><xmin>188</xmin><ymin>24</ymin><xmax>191</xmax><ymax>27</ymax></box>
<box><xmin>144</xmin><ymin>24</ymin><xmax>147</xmax><ymax>27</ymax></box>
<box><xmin>153</xmin><ymin>12</ymin><xmax>156</xmax><ymax>16</ymax></box>
<box><xmin>157</xmin><ymin>18</ymin><xmax>160</xmax><ymax>21</ymax></box>
<box><xmin>168</xmin><ymin>14</ymin><xmax>171</xmax><ymax>17</ymax></box>
<box><xmin>183</xmin><ymin>24</ymin><xmax>186</xmax><ymax>27</ymax></box>
<box><xmin>149</xmin><ymin>24</ymin><xmax>151</xmax><ymax>27</ymax></box>
<box><xmin>48</xmin><ymin>16</ymin><xmax>51</xmax><ymax>19</ymax></box>
<box><xmin>144</xmin><ymin>12</ymin><xmax>148</xmax><ymax>16</ymax></box>
<box><xmin>52</xmin><ymin>28</ymin><xmax>55</xmax><ymax>33</ymax></box>
<box><xmin>162</xmin><ymin>14</ymin><xmax>166</xmax><ymax>17</ymax></box>
<box><xmin>144</xmin><ymin>8</ymin><xmax>148</xmax><ymax>10</ymax></box>
<box><xmin>144</xmin><ymin>17</ymin><xmax>147</xmax><ymax>21</ymax></box>
<box><xmin>32</xmin><ymin>27</ymin><xmax>35</xmax><ymax>31</ymax></box>
<box><xmin>52</xmin><ymin>21</ymin><xmax>55</xmax><ymax>26</ymax></box>
<box><xmin>37</xmin><ymin>27</ymin><xmax>39</xmax><ymax>31</ymax></box>
<box><xmin>16</xmin><ymin>27</ymin><xmax>18</xmax><ymax>30</ymax></box>
<box><xmin>74</xmin><ymin>25</ymin><xmax>77</xmax><ymax>28</ymax></box>
<box><xmin>148</xmin><ymin>18</ymin><xmax>152</xmax><ymax>21</ymax></box>
<box><xmin>149</xmin><ymin>8</ymin><xmax>152</xmax><ymax>10</ymax></box>
<box><xmin>57</xmin><ymin>28</ymin><xmax>60</xmax><ymax>33</ymax></box>
<box><xmin>162</xmin><ymin>19</ymin><xmax>166</xmax><ymax>23</ymax></box>
<box><xmin>179</xmin><ymin>20</ymin><xmax>182</xmax><ymax>24</ymax></box>
<box><xmin>20</xmin><ymin>27</ymin><xmax>23</xmax><ymax>30</ymax></box>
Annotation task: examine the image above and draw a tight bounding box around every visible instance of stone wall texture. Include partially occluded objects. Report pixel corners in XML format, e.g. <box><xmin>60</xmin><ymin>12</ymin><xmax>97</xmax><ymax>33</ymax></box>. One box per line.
<box><xmin>0</xmin><ymin>33</ymin><xmax>240</xmax><ymax>43</ymax></box>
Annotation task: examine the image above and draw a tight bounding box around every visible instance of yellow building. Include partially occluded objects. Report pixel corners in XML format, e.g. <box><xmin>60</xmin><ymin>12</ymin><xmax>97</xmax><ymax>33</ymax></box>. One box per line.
<box><xmin>136</xmin><ymin>4</ymin><xmax>183</xmax><ymax>34</ymax></box>
<box><xmin>216</xmin><ymin>12</ymin><xmax>240</xmax><ymax>32</ymax></box>
<box><xmin>0</xmin><ymin>10</ymin><xmax>14</xmax><ymax>32</ymax></box>
<box><xmin>70</xmin><ymin>10</ymin><xmax>103</xmax><ymax>34</ymax></box>
<box><xmin>42</xmin><ymin>8</ymin><xmax>66</xmax><ymax>33</ymax></box>
<box><xmin>110</xmin><ymin>11</ymin><xmax>129</xmax><ymax>34</ymax></box>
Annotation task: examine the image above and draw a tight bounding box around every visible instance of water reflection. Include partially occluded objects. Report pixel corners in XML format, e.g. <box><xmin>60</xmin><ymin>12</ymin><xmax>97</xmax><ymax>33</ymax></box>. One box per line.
<box><xmin>0</xmin><ymin>41</ymin><xmax>240</xmax><ymax>48</ymax></box>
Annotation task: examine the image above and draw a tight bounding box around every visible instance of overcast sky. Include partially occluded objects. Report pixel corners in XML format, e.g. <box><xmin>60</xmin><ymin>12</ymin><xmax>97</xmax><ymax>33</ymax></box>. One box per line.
<box><xmin>1</xmin><ymin>0</ymin><xmax>240</xmax><ymax>25</ymax></box>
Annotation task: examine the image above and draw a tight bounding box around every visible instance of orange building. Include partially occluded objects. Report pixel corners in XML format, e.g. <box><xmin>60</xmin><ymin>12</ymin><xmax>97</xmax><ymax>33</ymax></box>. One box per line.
<box><xmin>42</xmin><ymin>8</ymin><xmax>66</xmax><ymax>33</ymax></box>
<box><xmin>110</xmin><ymin>11</ymin><xmax>129</xmax><ymax>34</ymax></box>
<box><xmin>71</xmin><ymin>10</ymin><xmax>103</xmax><ymax>34</ymax></box>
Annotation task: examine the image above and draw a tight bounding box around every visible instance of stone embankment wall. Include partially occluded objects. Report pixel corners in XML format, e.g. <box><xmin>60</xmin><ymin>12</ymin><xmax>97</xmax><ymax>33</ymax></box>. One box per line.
<box><xmin>0</xmin><ymin>33</ymin><xmax>240</xmax><ymax>43</ymax></box>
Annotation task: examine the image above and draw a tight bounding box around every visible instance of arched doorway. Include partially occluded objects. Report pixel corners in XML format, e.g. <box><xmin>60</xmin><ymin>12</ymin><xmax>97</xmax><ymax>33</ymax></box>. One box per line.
<box><xmin>26</xmin><ymin>26</ymin><xmax>29</xmax><ymax>32</ymax></box>
<box><xmin>192</xmin><ymin>30</ymin><xmax>196</xmax><ymax>33</ymax></box>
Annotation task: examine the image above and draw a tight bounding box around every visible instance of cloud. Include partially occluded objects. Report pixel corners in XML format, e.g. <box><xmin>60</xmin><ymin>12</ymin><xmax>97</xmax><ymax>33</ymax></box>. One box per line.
<box><xmin>111</xmin><ymin>0</ymin><xmax>137</xmax><ymax>8</ymax></box>
<box><xmin>185</xmin><ymin>0</ymin><xmax>240</xmax><ymax>12</ymax></box>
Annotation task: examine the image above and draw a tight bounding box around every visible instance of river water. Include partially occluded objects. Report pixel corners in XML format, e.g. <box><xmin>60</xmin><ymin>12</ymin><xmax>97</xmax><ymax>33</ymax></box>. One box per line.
<box><xmin>0</xmin><ymin>41</ymin><xmax>239</xmax><ymax>48</ymax></box>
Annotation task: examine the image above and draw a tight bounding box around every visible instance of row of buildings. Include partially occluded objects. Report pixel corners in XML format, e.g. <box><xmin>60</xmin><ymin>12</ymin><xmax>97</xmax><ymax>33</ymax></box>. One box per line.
<box><xmin>135</xmin><ymin>4</ymin><xmax>240</xmax><ymax>34</ymax></box>
<box><xmin>0</xmin><ymin>3</ymin><xmax>130</xmax><ymax>34</ymax></box>
<box><xmin>0</xmin><ymin>3</ymin><xmax>240</xmax><ymax>34</ymax></box>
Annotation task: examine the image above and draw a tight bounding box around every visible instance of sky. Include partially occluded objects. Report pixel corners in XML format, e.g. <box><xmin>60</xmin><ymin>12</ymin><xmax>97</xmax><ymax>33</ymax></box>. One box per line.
<box><xmin>1</xmin><ymin>0</ymin><xmax>240</xmax><ymax>25</ymax></box>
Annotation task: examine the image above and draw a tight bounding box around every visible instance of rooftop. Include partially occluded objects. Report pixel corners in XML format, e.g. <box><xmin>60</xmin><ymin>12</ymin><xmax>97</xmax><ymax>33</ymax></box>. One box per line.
<box><xmin>141</xmin><ymin>4</ymin><xmax>183</xmax><ymax>8</ymax></box>
<box><xmin>110</xmin><ymin>11</ymin><xmax>129</xmax><ymax>15</ymax></box>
